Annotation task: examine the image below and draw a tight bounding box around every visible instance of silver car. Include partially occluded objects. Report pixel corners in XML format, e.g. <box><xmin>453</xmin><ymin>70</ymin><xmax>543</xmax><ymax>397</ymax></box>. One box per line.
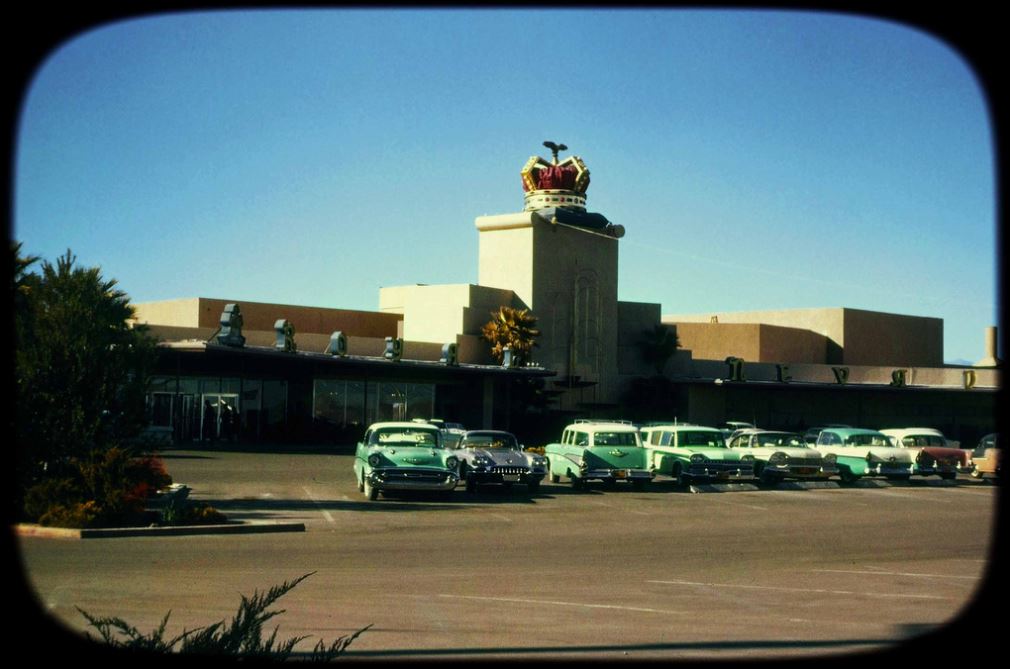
<box><xmin>452</xmin><ymin>430</ymin><xmax>547</xmax><ymax>493</ymax></box>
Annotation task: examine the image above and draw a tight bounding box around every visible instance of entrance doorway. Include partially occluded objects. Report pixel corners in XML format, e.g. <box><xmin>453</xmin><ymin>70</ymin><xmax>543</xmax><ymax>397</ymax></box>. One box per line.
<box><xmin>200</xmin><ymin>394</ymin><xmax>239</xmax><ymax>442</ymax></box>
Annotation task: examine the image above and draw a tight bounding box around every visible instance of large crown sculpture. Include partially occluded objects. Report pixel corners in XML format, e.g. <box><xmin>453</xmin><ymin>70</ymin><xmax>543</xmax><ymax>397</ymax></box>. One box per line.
<box><xmin>521</xmin><ymin>141</ymin><xmax>590</xmax><ymax>212</ymax></box>
<box><xmin>520</xmin><ymin>141</ymin><xmax>624</xmax><ymax>238</ymax></box>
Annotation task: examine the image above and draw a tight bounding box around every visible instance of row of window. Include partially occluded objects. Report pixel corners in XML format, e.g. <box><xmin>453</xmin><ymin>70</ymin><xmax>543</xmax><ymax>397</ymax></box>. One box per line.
<box><xmin>146</xmin><ymin>375</ymin><xmax>435</xmax><ymax>442</ymax></box>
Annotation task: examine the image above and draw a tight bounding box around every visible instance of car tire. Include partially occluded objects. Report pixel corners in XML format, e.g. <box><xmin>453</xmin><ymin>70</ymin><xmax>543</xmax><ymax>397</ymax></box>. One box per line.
<box><xmin>363</xmin><ymin>475</ymin><xmax>379</xmax><ymax>501</ymax></box>
<box><xmin>970</xmin><ymin>466</ymin><xmax>983</xmax><ymax>479</ymax></box>
<box><xmin>886</xmin><ymin>475</ymin><xmax>911</xmax><ymax>482</ymax></box>
<box><xmin>673</xmin><ymin>465</ymin><xmax>690</xmax><ymax>488</ymax></box>
<box><xmin>838</xmin><ymin>467</ymin><xmax>859</xmax><ymax>484</ymax></box>
<box><xmin>940</xmin><ymin>472</ymin><xmax>957</xmax><ymax>481</ymax></box>
<box><xmin>571</xmin><ymin>475</ymin><xmax>584</xmax><ymax>490</ymax></box>
<box><xmin>357</xmin><ymin>471</ymin><xmax>364</xmax><ymax>492</ymax></box>
<box><xmin>465</xmin><ymin>477</ymin><xmax>477</xmax><ymax>494</ymax></box>
<box><xmin>631</xmin><ymin>479</ymin><xmax>647</xmax><ymax>491</ymax></box>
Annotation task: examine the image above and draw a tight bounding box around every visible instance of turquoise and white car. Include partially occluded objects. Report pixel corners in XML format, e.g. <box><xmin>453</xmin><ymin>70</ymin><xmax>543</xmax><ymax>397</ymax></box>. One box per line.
<box><xmin>353</xmin><ymin>421</ymin><xmax>459</xmax><ymax>500</ymax></box>
<box><xmin>814</xmin><ymin>427</ymin><xmax>916</xmax><ymax>483</ymax></box>
<box><xmin>640</xmin><ymin>424</ymin><xmax>757</xmax><ymax>486</ymax></box>
<box><xmin>543</xmin><ymin>420</ymin><xmax>652</xmax><ymax>490</ymax></box>
<box><xmin>726</xmin><ymin>429</ymin><xmax>839</xmax><ymax>484</ymax></box>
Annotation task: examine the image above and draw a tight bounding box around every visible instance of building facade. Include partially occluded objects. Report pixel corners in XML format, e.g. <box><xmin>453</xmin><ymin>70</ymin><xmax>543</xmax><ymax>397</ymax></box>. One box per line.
<box><xmin>133</xmin><ymin>143</ymin><xmax>1000</xmax><ymax>448</ymax></box>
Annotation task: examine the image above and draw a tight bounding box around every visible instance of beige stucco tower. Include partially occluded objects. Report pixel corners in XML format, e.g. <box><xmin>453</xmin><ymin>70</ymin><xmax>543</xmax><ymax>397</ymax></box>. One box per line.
<box><xmin>475</xmin><ymin>142</ymin><xmax>628</xmax><ymax>401</ymax></box>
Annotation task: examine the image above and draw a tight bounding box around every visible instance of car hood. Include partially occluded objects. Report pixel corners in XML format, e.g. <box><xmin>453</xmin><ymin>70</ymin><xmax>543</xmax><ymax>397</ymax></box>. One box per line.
<box><xmin>744</xmin><ymin>446</ymin><xmax>823</xmax><ymax>459</ymax></box>
<box><xmin>466</xmin><ymin>449</ymin><xmax>531</xmax><ymax>467</ymax></box>
<box><xmin>819</xmin><ymin>445</ymin><xmax>915</xmax><ymax>463</ymax></box>
<box><xmin>915</xmin><ymin>446</ymin><xmax>969</xmax><ymax>464</ymax></box>
<box><xmin>650</xmin><ymin>446</ymin><xmax>741</xmax><ymax>461</ymax></box>
<box><xmin>368</xmin><ymin>446</ymin><xmax>448</xmax><ymax>469</ymax></box>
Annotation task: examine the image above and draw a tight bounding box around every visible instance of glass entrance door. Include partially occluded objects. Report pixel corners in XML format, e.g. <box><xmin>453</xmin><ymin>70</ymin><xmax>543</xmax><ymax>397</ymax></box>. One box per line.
<box><xmin>200</xmin><ymin>394</ymin><xmax>239</xmax><ymax>442</ymax></box>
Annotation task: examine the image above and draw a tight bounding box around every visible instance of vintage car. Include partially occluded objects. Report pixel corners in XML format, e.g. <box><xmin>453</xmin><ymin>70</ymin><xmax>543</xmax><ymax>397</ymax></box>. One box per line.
<box><xmin>969</xmin><ymin>433</ymin><xmax>1000</xmax><ymax>479</ymax></box>
<box><xmin>879</xmin><ymin>427</ymin><xmax>967</xmax><ymax>479</ymax></box>
<box><xmin>353</xmin><ymin>421</ymin><xmax>459</xmax><ymax>500</ymax></box>
<box><xmin>720</xmin><ymin>420</ymin><xmax>756</xmax><ymax>441</ymax></box>
<box><xmin>803</xmin><ymin>424</ymin><xmax>852</xmax><ymax>445</ymax></box>
<box><xmin>814</xmin><ymin>427</ymin><xmax>916</xmax><ymax>483</ymax></box>
<box><xmin>726</xmin><ymin>429</ymin><xmax>838</xmax><ymax>484</ymax></box>
<box><xmin>543</xmin><ymin>420</ymin><xmax>652</xmax><ymax>489</ymax></box>
<box><xmin>451</xmin><ymin>430</ymin><xmax>547</xmax><ymax>493</ymax></box>
<box><xmin>412</xmin><ymin>418</ymin><xmax>466</xmax><ymax>448</ymax></box>
<box><xmin>640</xmin><ymin>424</ymin><xmax>756</xmax><ymax>486</ymax></box>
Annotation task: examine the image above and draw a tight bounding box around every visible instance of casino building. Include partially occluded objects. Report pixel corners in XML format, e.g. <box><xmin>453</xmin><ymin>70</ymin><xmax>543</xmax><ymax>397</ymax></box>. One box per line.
<box><xmin>132</xmin><ymin>143</ymin><xmax>1000</xmax><ymax>448</ymax></box>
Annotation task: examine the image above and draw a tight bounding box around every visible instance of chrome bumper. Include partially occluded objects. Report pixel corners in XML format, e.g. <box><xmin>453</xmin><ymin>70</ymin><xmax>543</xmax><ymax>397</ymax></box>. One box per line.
<box><xmin>583</xmin><ymin>468</ymin><xmax>653</xmax><ymax>481</ymax></box>
<box><xmin>686</xmin><ymin>463</ymin><xmax>755</xmax><ymax>480</ymax></box>
<box><xmin>370</xmin><ymin>468</ymin><xmax>458</xmax><ymax>491</ymax></box>
<box><xmin>469</xmin><ymin>467</ymin><xmax>546</xmax><ymax>485</ymax></box>
<box><xmin>866</xmin><ymin>462</ymin><xmax>914</xmax><ymax>477</ymax></box>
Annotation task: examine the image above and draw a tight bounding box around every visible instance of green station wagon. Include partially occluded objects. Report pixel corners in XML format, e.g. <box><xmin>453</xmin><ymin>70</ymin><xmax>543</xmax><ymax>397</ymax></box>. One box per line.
<box><xmin>543</xmin><ymin>420</ymin><xmax>652</xmax><ymax>489</ymax></box>
<box><xmin>640</xmin><ymin>424</ymin><xmax>756</xmax><ymax>486</ymax></box>
<box><xmin>353</xmin><ymin>421</ymin><xmax>460</xmax><ymax>500</ymax></box>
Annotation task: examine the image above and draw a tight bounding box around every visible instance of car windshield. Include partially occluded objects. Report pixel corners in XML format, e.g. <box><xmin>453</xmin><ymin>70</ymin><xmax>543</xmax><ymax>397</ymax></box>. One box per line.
<box><xmin>370</xmin><ymin>429</ymin><xmax>441</xmax><ymax>447</ymax></box>
<box><xmin>754</xmin><ymin>433</ymin><xmax>805</xmax><ymax>447</ymax></box>
<box><xmin>460</xmin><ymin>433</ymin><xmax>519</xmax><ymax>450</ymax></box>
<box><xmin>844</xmin><ymin>434</ymin><xmax>891</xmax><ymax>447</ymax></box>
<box><xmin>593</xmin><ymin>431</ymin><xmax>639</xmax><ymax>446</ymax></box>
<box><xmin>681</xmin><ymin>431</ymin><xmax>725</xmax><ymax>447</ymax></box>
<box><xmin>900</xmin><ymin>435</ymin><xmax>946</xmax><ymax>448</ymax></box>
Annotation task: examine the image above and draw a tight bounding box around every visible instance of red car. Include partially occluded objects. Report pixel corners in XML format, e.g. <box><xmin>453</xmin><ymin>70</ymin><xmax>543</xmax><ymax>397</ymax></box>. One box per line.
<box><xmin>880</xmin><ymin>428</ymin><xmax>968</xmax><ymax>479</ymax></box>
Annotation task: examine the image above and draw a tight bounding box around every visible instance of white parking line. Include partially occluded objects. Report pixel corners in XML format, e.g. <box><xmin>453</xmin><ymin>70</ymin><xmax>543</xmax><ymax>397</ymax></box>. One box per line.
<box><xmin>646</xmin><ymin>579</ymin><xmax>948</xmax><ymax>600</ymax></box>
<box><xmin>302</xmin><ymin>486</ymin><xmax>335</xmax><ymax>524</ymax></box>
<box><xmin>810</xmin><ymin>569</ymin><xmax>979</xmax><ymax>580</ymax></box>
<box><xmin>438</xmin><ymin>594</ymin><xmax>687</xmax><ymax>616</ymax></box>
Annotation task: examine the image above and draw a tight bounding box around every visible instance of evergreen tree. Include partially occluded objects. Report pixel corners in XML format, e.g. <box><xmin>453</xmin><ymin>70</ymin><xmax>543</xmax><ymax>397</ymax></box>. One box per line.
<box><xmin>14</xmin><ymin>246</ymin><xmax>158</xmax><ymax>496</ymax></box>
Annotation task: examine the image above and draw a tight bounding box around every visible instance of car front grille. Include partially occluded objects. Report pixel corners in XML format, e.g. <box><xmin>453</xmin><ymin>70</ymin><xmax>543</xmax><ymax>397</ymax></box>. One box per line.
<box><xmin>491</xmin><ymin>466</ymin><xmax>530</xmax><ymax>475</ymax></box>
<box><xmin>377</xmin><ymin>469</ymin><xmax>452</xmax><ymax>483</ymax></box>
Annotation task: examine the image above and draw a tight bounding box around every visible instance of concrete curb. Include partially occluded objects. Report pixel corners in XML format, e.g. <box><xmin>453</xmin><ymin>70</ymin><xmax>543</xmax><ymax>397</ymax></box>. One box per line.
<box><xmin>688</xmin><ymin>483</ymin><xmax>761</xmax><ymax>493</ymax></box>
<box><xmin>850</xmin><ymin>479</ymin><xmax>891</xmax><ymax>488</ymax></box>
<box><xmin>15</xmin><ymin>521</ymin><xmax>306</xmax><ymax>539</ymax></box>
<box><xmin>773</xmin><ymin>481</ymin><xmax>840</xmax><ymax>490</ymax></box>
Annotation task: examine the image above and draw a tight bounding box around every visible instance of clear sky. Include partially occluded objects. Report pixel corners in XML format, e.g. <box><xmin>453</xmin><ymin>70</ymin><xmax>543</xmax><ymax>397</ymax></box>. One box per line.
<box><xmin>13</xmin><ymin>8</ymin><xmax>998</xmax><ymax>364</ymax></box>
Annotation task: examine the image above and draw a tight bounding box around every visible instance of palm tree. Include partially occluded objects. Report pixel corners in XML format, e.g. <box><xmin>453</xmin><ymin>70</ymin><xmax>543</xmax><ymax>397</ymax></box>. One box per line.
<box><xmin>481</xmin><ymin>306</ymin><xmax>540</xmax><ymax>366</ymax></box>
<box><xmin>637</xmin><ymin>324</ymin><xmax>680</xmax><ymax>376</ymax></box>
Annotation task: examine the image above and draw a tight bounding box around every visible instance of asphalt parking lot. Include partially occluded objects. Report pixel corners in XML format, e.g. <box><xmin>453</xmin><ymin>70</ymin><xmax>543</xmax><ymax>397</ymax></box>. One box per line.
<box><xmin>16</xmin><ymin>448</ymin><xmax>1001</xmax><ymax>661</ymax></box>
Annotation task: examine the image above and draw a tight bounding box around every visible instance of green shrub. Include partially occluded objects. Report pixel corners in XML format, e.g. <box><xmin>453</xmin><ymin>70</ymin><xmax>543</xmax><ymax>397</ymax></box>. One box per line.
<box><xmin>161</xmin><ymin>501</ymin><xmax>227</xmax><ymax>526</ymax></box>
<box><xmin>78</xmin><ymin>573</ymin><xmax>370</xmax><ymax>660</ymax></box>
<box><xmin>38</xmin><ymin>500</ymin><xmax>103</xmax><ymax>528</ymax></box>
<box><xmin>22</xmin><ymin>449</ymin><xmax>175</xmax><ymax>528</ymax></box>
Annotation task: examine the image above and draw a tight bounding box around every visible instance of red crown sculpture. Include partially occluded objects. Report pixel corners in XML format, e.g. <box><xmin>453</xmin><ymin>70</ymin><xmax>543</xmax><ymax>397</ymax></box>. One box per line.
<box><xmin>521</xmin><ymin>141</ymin><xmax>590</xmax><ymax>212</ymax></box>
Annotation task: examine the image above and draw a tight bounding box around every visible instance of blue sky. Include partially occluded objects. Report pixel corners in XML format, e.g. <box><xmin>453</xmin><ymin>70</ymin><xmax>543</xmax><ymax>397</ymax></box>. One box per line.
<box><xmin>14</xmin><ymin>8</ymin><xmax>997</xmax><ymax>363</ymax></box>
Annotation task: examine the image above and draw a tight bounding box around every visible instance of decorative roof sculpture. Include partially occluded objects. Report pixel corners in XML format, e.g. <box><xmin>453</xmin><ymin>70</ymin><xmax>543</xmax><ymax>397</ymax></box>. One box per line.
<box><xmin>521</xmin><ymin>141</ymin><xmax>623</xmax><ymax>238</ymax></box>
<box><xmin>521</xmin><ymin>141</ymin><xmax>590</xmax><ymax>212</ymax></box>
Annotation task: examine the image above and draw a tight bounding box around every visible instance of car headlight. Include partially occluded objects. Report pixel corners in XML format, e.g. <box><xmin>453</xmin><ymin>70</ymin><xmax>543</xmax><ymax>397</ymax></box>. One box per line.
<box><xmin>445</xmin><ymin>456</ymin><xmax>459</xmax><ymax>470</ymax></box>
<box><xmin>367</xmin><ymin>453</ymin><xmax>381</xmax><ymax>467</ymax></box>
<box><xmin>532</xmin><ymin>457</ymin><xmax>546</xmax><ymax>468</ymax></box>
<box><xmin>690</xmin><ymin>453</ymin><xmax>706</xmax><ymax>463</ymax></box>
<box><xmin>740</xmin><ymin>454</ymin><xmax>755</xmax><ymax>462</ymax></box>
<box><xmin>822</xmin><ymin>452</ymin><xmax>837</xmax><ymax>464</ymax></box>
<box><xmin>473</xmin><ymin>455</ymin><xmax>491</xmax><ymax>468</ymax></box>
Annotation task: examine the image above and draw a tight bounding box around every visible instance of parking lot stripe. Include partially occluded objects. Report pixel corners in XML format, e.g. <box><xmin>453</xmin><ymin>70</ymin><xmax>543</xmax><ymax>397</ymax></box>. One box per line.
<box><xmin>646</xmin><ymin>579</ymin><xmax>948</xmax><ymax>600</ymax></box>
<box><xmin>438</xmin><ymin>594</ymin><xmax>687</xmax><ymax>616</ymax></box>
<box><xmin>302</xmin><ymin>486</ymin><xmax>335</xmax><ymax>523</ymax></box>
<box><xmin>809</xmin><ymin>569</ymin><xmax>979</xmax><ymax>580</ymax></box>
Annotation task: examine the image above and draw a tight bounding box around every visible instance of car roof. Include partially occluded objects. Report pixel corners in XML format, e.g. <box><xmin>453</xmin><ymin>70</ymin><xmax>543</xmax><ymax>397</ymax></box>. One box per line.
<box><xmin>820</xmin><ymin>427</ymin><xmax>886</xmax><ymax>437</ymax></box>
<box><xmin>879</xmin><ymin>427</ymin><xmax>944</xmax><ymax>436</ymax></box>
<box><xmin>642</xmin><ymin>424</ymin><xmax>722</xmax><ymax>432</ymax></box>
<box><xmin>370</xmin><ymin>421</ymin><xmax>440</xmax><ymax>430</ymax></box>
